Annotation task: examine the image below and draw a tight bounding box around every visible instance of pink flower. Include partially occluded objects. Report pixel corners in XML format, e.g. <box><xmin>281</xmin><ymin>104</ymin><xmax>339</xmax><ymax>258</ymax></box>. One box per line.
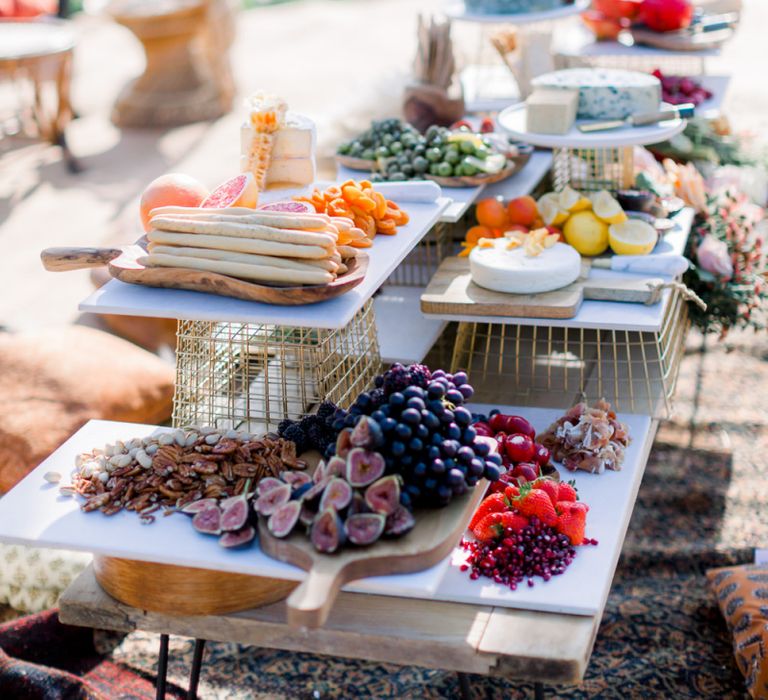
<box><xmin>697</xmin><ymin>234</ymin><xmax>734</xmax><ymax>280</ymax></box>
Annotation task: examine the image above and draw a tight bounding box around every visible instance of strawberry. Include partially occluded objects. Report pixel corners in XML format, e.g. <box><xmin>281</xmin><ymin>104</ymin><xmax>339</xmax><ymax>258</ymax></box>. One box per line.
<box><xmin>533</xmin><ymin>478</ymin><xmax>560</xmax><ymax>507</ymax></box>
<box><xmin>557</xmin><ymin>480</ymin><xmax>578</xmax><ymax>502</ymax></box>
<box><xmin>480</xmin><ymin>117</ymin><xmax>495</xmax><ymax>133</ymax></box>
<box><xmin>556</xmin><ymin>502</ymin><xmax>587</xmax><ymax>545</ymax></box>
<box><xmin>489</xmin><ymin>470</ymin><xmax>515</xmax><ymax>494</ymax></box>
<box><xmin>504</xmin><ymin>484</ymin><xmax>520</xmax><ymax>501</ymax></box>
<box><xmin>514</xmin><ymin>485</ymin><xmax>558</xmax><ymax>526</ymax></box>
<box><xmin>469</xmin><ymin>492</ymin><xmax>508</xmax><ymax>530</ymax></box>
<box><xmin>472</xmin><ymin>511</ymin><xmax>529</xmax><ymax>542</ymax></box>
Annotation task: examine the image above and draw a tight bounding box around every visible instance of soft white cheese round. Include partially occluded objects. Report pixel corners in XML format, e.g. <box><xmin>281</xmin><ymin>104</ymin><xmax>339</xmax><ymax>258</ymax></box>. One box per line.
<box><xmin>469</xmin><ymin>240</ymin><xmax>582</xmax><ymax>294</ymax></box>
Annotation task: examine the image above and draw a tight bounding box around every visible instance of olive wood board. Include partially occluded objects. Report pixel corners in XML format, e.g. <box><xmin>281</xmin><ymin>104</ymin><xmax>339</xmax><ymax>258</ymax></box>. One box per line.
<box><xmin>259</xmin><ymin>481</ymin><xmax>487</xmax><ymax>629</ymax></box>
<box><xmin>420</xmin><ymin>256</ymin><xmax>662</xmax><ymax>320</ymax></box>
<box><xmin>629</xmin><ymin>25</ymin><xmax>734</xmax><ymax>52</ymax></box>
<box><xmin>40</xmin><ymin>240</ymin><xmax>368</xmax><ymax>306</ymax></box>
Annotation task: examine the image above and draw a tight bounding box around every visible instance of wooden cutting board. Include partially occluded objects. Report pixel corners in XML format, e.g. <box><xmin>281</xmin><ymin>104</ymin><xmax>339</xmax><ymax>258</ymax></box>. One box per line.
<box><xmin>420</xmin><ymin>256</ymin><xmax>662</xmax><ymax>319</ymax></box>
<box><xmin>258</xmin><ymin>482</ymin><xmax>486</xmax><ymax>629</ymax></box>
<box><xmin>40</xmin><ymin>241</ymin><xmax>368</xmax><ymax>306</ymax></box>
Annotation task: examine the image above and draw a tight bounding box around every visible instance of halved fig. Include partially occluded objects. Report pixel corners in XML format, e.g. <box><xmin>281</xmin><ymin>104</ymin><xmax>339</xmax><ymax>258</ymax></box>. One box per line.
<box><xmin>384</xmin><ymin>505</ymin><xmax>416</xmax><ymax>537</ymax></box>
<box><xmin>181</xmin><ymin>498</ymin><xmax>218</xmax><ymax>515</ymax></box>
<box><xmin>219</xmin><ymin>525</ymin><xmax>256</xmax><ymax>548</ymax></box>
<box><xmin>254</xmin><ymin>482</ymin><xmax>291</xmax><ymax>516</ymax></box>
<box><xmin>192</xmin><ymin>505</ymin><xmax>222</xmax><ymax>535</ymax></box>
<box><xmin>364</xmin><ymin>475</ymin><xmax>401</xmax><ymax>515</ymax></box>
<box><xmin>310</xmin><ymin>508</ymin><xmax>345</xmax><ymax>553</ymax></box>
<box><xmin>267</xmin><ymin>500</ymin><xmax>302</xmax><ymax>538</ymax></box>
<box><xmin>299</xmin><ymin>503</ymin><xmax>317</xmax><ymax>527</ymax></box>
<box><xmin>281</xmin><ymin>471</ymin><xmax>312</xmax><ymax>488</ymax></box>
<box><xmin>324</xmin><ymin>455</ymin><xmax>347</xmax><ymax>478</ymax></box>
<box><xmin>220</xmin><ymin>495</ymin><xmax>249</xmax><ymax>532</ymax></box>
<box><xmin>301</xmin><ymin>476</ymin><xmax>330</xmax><ymax>506</ymax></box>
<box><xmin>312</xmin><ymin>460</ymin><xmax>328</xmax><ymax>484</ymax></box>
<box><xmin>319</xmin><ymin>477</ymin><xmax>353</xmax><ymax>512</ymax></box>
<box><xmin>346</xmin><ymin>448</ymin><xmax>386</xmax><ymax>488</ymax></box>
<box><xmin>335</xmin><ymin>428</ymin><xmax>353</xmax><ymax>459</ymax></box>
<box><xmin>347</xmin><ymin>492</ymin><xmax>370</xmax><ymax>516</ymax></box>
<box><xmin>291</xmin><ymin>482</ymin><xmax>313</xmax><ymax>501</ymax></box>
<box><xmin>257</xmin><ymin>477</ymin><xmax>284</xmax><ymax>496</ymax></box>
<box><xmin>345</xmin><ymin>512</ymin><xmax>386</xmax><ymax>546</ymax></box>
<box><xmin>350</xmin><ymin>416</ymin><xmax>384</xmax><ymax>450</ymax></box>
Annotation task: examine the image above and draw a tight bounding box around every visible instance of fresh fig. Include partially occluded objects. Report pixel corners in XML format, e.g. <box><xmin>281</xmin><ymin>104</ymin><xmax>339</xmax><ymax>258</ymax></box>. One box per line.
<box><xmin>347</xmin><ymin>492</ymin><xmax>370</xmax><ymax>516</ymax></box>
<box><xmin>313</xmin><ymin>460</ymin><xmax>328</xmax><ymax>484</ymax></box>
<box><xmin>384</xmin><ymin>505</ymin><xmax>416</xmax><ymax>537</ymax></box>
<box><xmin>220</xmin><ymin>496</ymin><xmax>249</xmax><ymax>532</ymax></box>
<box><xmin>291</xmin><ymin>482</ymin><xmax>313</xmax><ymax>500</ymax></box>
<box><xmin>301</xmin><ymin>476</ymin><xmax>330</xmax><ymax>505</ymax></box>
<box><xmin>281</xmin><ymin>471</ymin><xmax>312</xmax><ymax>488</ymax></box>
<box><xmin>345</xmin><ymin>512</ymin><xmax>386</xmax><ymax>546</ymax></box>
<box><xmin>181</xmin><ymin>498</ymin><xmax>218</xmax><ymax>515</ymax></box>
<box><xmin>324</xmin><ymin>455</ymin><xmax>347</xmax><ymax>478</ymax></box>
<box><xmin>192</xmin><ymin>505</ymin><xmax>222</xmax><ymax>535</ymax></box>
<box><xmin>254</xmin><ymin>482</ymin><xmax>291</xmax><ymax>516</ymax></box>
<box><xmin>257</xmin><ymin>477</ymin><xmax>284</xmax><ymax>496</ymax></box>
<box><xmin>219</xmin><ymin>524</ymin><xmax>256</xmax><ymax>548</ymax></box>
<box><xmin>364</xmin><ymin>475</ymin><xmax>401</xmax><ymax>515</ymax></box>
<box><xmin>345</xmin><ymin>448</ymin><xmax>386</xmax><ymax>488</ymax></box>
<box><xmin>267</xmin><ymin>500</ymin><xmax>302</xmax><ymax>538</ymax></box>
<box><xmin>335</xmin><ymin>428</ymin><xmax>353</xmax><ymax>459</ymax></box>
<box><xmin>310</xmin><ymin>508</ymin><xmax>345</xmax><ymax>553</ymax></box>
<box><xmin>350</xmin><ymin>416</ymin><xmax>384</xmax><ymax>449</ymax></box>
<box><xmin>319</xmin><ymin>477</ymin><xmax>353</xmax><ymax>512</ymax></box>
<box><xmin>299</xmin><ymin>503</ymin><xmax>317</xmax><ymax>527</ymax></box>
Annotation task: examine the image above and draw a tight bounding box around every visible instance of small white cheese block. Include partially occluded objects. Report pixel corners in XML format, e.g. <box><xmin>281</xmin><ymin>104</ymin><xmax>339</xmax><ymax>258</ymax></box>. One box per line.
<box><xmin>525</xmin><ymin>89</ymin><xmax>578</xmax><ymax>135</ymax></box>
<box><xmin>265</xmin><ymin>157</ymin><xmax>316</xmax><ymax>187</ymax></box>
<box><xmin>240</xmin><ymin>112</ymin><xmax>316</xmax><ymax>161</ymax></box>
<box><xmin>469</xmin><ymin>240</ymin><xmax>582</xmax><ymax>295</ymax></box>
<box><xmin>531</xmin><ymin>68</ymin><xmax>661</xmax><ymax>121</ymax></box>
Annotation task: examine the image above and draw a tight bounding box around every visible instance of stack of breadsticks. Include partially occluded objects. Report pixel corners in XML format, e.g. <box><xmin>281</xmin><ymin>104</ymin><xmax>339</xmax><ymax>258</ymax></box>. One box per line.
<box><xmin>140</xmin><ymin>206</ymin><xmax>372</xmax><ymax>287</ymax></box>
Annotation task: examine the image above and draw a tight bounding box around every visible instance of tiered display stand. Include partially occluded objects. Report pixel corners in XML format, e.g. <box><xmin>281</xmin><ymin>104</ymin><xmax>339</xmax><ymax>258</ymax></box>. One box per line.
<box><xmin>445</xmin><ymin>0</ymin><xmax>590</xmax><ymax>112</ymax></box>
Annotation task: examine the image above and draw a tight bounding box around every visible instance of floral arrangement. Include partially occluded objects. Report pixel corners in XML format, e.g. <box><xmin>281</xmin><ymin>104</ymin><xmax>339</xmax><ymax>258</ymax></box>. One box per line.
<box><xmin>684</xmin><ymin>190</ymin><xmax>768</xmax><ymax>336</ymax></box>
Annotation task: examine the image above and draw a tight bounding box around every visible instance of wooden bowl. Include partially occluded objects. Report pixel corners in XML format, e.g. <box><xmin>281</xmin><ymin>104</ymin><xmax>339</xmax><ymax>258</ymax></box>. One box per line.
<box><xmin>425</xmin><ymin>150</ymin><xmax>532</xmax><ymax>188</ymax></box>
<box><xmin>93</xmin><ymin>555</ymin><xmax>297</xmax><ymax>615</ymax></box>
<box><xmin>335</xmin><ymin>154</ymin><xmax>379</xmax><ymax>172</ymax></box>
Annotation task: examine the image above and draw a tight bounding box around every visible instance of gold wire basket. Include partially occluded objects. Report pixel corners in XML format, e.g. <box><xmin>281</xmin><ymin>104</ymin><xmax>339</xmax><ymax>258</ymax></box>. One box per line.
<box><xmin>172</xmin><ymin>301</ymin><xmax>381</xmax><ymax>432</ymax></box>
<box><xmin>448</xmin><ymin>287</ymin><xmax>690</xmax><ymax>417</ymax></box>
<box><xmin>384</xmin><ymin>221</ymin><xmax>457</xmax><ymax>287</ymax></box>
<box><xmin>556</xmin><ymin>53</ymin><xmax>707</xmax><ymax>77</ymax></box>
<box><xmin>552</xmin><ymin>145</ymin><xmax>635</xmax><ymax>192</ymax></box>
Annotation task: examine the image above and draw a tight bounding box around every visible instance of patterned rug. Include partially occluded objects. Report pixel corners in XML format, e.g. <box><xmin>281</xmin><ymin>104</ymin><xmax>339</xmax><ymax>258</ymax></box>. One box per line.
<box><xmin>1</xmin><ymin>328</ymin><xmax>764</xmax><ymax>698</ymax></box>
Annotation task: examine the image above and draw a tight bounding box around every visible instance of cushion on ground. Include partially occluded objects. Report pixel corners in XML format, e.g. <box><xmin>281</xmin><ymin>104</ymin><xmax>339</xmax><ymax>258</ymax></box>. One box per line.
<box><xmin>0</xmin><ymin>326</ymin><xmax>175</xmax><ymax>493</ymax></box>
<box><xmin>707</xmin><ymin>563</ymin><xmax>768</xmax><ymax>699</ymax></box>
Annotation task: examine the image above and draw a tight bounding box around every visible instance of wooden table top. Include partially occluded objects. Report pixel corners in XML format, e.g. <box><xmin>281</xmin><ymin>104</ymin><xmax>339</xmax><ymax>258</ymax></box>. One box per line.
<box><xmin>60</xmin><ymin>565</ymin><xmax>598</xmax><ymax>683</ymax></box>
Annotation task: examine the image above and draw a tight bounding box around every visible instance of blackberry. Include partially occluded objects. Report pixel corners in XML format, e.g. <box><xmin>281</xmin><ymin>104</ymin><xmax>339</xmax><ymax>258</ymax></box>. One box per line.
<box><xmin>316</xmin><ymin>401</ymin><xmax>337</xmax><ymax>420</ymax></box>
<box><xmin>407</xmin><ymin>363</ymin><xmax>432</xmax><ymax>389</ymax></box>
<box><xmin>282</xmin><ymin>424</ymin><xmax>308</xmax><ymax>454</ymax></box>
<box><xmin>299</xmin><ymin>415</ymin><xmax>316</xmax><ymax>433</ymax></box>
<box><xmin>381</xmin><ymin>363</ymin><xmax>410</xmax><ymax>395</ymax></box>
<box><xmin>277</xmin><ymin>418</ymin><xmax>294</xmax><ymax>436</ymax></box>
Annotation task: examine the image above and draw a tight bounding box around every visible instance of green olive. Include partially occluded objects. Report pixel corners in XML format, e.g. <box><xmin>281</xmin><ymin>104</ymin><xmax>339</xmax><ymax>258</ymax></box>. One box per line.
<box><xmin>436</xmin><ymin>162</ymin><xmax>453</xmax><ymax>177</ymax></box>
<box><xmin>426</xmin><ymin>147</ymin><xmax>443</xmax><ymax>163</ymax></box>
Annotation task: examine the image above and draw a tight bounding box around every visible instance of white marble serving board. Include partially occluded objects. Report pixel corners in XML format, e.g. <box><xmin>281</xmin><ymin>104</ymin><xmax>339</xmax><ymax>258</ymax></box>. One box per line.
<box><xmin>78</xmin><ymin>194</ymin><xmax>449</xmax><ymax>329</ymax></box>
<box><xmin>428</xmin><ymin>404</ymin><xmax>655</xmax><ymax>616</ymax></box>
<box><xmin>0</xmin><ymin>421</ymin><xmax>450</xmax><ymax>598</ymax></box>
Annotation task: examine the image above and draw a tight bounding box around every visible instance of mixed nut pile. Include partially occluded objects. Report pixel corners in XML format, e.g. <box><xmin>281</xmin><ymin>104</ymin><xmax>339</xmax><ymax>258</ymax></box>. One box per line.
<box><xmin>64</xmin><ymin>428</ymin><xmax>306</xmax><ymax>534</ymax></box>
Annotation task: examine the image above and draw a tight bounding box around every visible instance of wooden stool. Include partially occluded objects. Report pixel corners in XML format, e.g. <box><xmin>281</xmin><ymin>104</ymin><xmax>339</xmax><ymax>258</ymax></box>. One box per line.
<box><xmin>0</xmin><ymin>19</ymin><xmax>78</xmax><ymax>170</ymax></box>
<box><xmin>107</xmin><ymin>0</ymin><xmax>235</xmax><ymax>128</ymax></box>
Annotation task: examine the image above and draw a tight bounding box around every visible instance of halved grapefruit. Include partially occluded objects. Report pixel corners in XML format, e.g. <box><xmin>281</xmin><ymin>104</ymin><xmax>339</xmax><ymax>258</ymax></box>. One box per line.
<box><xmin>257</xmin><ymin>200</ymin><xmax>315</xmax><ymax>213</ymax></box>
<box><xmin>201</xmin><ymin>173</ymin><xmax>259</xmax><ymax>209</ymax></box>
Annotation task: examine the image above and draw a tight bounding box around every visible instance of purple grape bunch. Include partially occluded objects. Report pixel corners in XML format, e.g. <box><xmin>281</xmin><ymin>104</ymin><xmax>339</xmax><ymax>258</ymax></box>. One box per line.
<box><xmin>330</xmin><ymin>365</ymin><xmax>502</xmax><ymax>509</ymax></box>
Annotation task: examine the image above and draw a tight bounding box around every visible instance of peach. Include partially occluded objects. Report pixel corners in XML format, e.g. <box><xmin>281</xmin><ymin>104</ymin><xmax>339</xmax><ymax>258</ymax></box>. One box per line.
<box><xmin>580</xmin><ymin>10</ymin><xmax>625</xmax><ymax>41</ymax></box>
<box><xmin>506</xmin><ymin>196</ymin><xmax>539</xmax><ymax>227</ymax></box>
<box><xmin>139</xmin><ymin>173</ymin><xmax>209</xmax><ymax>232</ymax></box>
<box><xmin>593</xmin><ymin>0</ymin><xmax>642</xmax><ymax>20</ymax></box>
<box><xmin>475</xmin><ymin>198</ymin><xmax>508</xmax><ymax>229</ymax></box>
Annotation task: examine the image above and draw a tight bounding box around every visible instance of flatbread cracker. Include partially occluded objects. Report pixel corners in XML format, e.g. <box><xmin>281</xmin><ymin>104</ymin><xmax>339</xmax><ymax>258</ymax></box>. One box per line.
<box><xmin>148</xmin><ymin>245</ymin><xmax>339</xmax><ymax>273</ymax></box>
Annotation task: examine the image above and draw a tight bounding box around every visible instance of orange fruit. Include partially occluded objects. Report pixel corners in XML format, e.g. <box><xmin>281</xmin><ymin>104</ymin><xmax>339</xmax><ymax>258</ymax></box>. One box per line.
<box><xmin>201</xmin><ymin>173</ymin><xmax>259</xmax><ymax>209</ymax></box>
<box><xmin>465</xmin><ymin>225</ymin><xmax>493</xmax><ymax>244</ymax></box>
<box><xmin>139</xmin><ymin>173</ymin><xmax>209</xmax><ymax>232</ymax></box>
<box><xmin>506</xmin><ymin>196</ymin><xmax>539</xmax><ymax>227</ymax></box>
<box><xmin>475</xmin><ymin>198</ymin><xmax>508</xmax><ymax>228</ymax></box>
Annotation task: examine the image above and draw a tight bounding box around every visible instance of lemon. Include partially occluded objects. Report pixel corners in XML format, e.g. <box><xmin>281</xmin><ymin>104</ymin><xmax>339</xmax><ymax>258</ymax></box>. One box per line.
<box><xmin>591</xmin><ymin>190</ymin><xmax>627</xmax><ymax>225</ymax></box>
<box><xmin>558</xmin><ymin>186</ymin><xmax>592</xmax><ymax>213</ymax></box>
<box><xmin>563</xmin><ymin>211</ymin><xmax>609</xmax><ymax>256</ymax></box>
<box><xmin>537</xmin><ymin>193</ymin><xmax>569</xmax><ymax>226</ymax></box>
<box><xmin>608</xmin><ymin>219</ymin><xmax>658</xmax><ymax>256</ymax></box>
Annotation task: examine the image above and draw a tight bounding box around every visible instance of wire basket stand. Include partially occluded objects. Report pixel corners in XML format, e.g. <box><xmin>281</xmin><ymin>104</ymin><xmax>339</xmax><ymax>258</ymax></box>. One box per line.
<box><xmin>552</xmin><ymin>144</ymin><xmax>635</xmax><ymax>192</ymax></box>
<box><xmin>384</xmin><ymin>221</ymin><xmax>457</xmax><ymax>287</ymax></box>
<box><xmin>172</xmin><ymin>301</ymin><xmax>382</xmax><ymax>432</ymax></box>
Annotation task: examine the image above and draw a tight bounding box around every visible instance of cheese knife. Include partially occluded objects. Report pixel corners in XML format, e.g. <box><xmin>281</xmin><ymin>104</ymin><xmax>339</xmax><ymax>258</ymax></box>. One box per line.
<box><xmin>590</xmin><ymin>254</ymin><xmax>689</xmax><ymax>278</ymax></box>
<box><xmin>578</xmin><ymin>103</ymin><xmax>695</xmax><ymax>133</ymax></box>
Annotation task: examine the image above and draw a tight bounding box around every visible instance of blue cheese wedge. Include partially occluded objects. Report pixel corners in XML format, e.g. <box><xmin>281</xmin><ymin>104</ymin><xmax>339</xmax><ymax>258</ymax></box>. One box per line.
<box><xmin>531</xmin><ymin>69</ymin><xmax>661</xmax><ymax>120</ymax></box>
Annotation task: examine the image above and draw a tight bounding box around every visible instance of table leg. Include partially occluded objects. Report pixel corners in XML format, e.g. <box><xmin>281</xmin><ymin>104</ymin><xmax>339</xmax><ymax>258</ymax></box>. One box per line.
<box><xmin>456</xmin><ymin>671</ymin><xmax>472</xmax><ymax>699</ymax></box>
<box><xmin>156</xmin><ymin>633</ymin><xmax>170</xmax><ymax>700</ymax></box>
<box><xmin>534</xmin><ymin>681</ymin><xmax>545</xmax><ymax>700</ymax></box>
<box><xmin>186</xmin><ymin>639</ymin><xmax>206</xmax><ymax>700</ymax></box>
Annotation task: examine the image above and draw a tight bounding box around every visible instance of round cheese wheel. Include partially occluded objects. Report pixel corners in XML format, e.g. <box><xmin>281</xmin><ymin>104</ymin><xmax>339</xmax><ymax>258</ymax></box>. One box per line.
<box><xmin>469</xmin><ymin>240</ymin><xmax>582</xmax><ymax>294</ymax></box>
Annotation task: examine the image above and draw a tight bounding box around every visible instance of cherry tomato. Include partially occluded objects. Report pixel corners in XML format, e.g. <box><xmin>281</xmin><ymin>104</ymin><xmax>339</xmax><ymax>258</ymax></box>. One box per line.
<box><xmin>504</xmin><ymin>433</ymin><xmax>536</xmax><ymax>463</ymax></box>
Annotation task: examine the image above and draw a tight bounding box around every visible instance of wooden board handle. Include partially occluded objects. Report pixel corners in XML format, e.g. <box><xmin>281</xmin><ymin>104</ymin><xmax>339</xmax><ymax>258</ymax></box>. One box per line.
<box><xmin>285</xmin><ymin>559</ymin><xmax>343</xmax><ymax>629</ymax></box>
<box><xmin>41</xmin><ymin>247</ymin><xmax>123</xmax><ymax>271</ymax></box>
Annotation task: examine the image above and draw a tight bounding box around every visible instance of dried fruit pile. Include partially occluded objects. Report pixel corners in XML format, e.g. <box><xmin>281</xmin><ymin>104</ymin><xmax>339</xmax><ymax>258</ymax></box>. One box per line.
<box><xmin>538</xmin><ymin>399</ymin><xmax>631</xmax><ymax>474</ymax></box>
<box><xmin>257</xmin><ymin>420</ymin><xmax>414</xmax><ymax>552</ymax></box>
<box><xmin>461</xmin><ymin>478</ymin><xmax>596</xmax><ymax>589</ymax></box>
<box><xmin>65</xmin><ymin>428</ymin><xmax>306</xmax><ymax>548</ymax></box>
<box><xmin>473</xmin><ymin>411</ymin><xmax>552</xmax><ymax>493</ymax></box>
<box><xmin>328</xmin><ymin>364</ymin><xmax>502</xmax><ymax>508</ymax></box>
